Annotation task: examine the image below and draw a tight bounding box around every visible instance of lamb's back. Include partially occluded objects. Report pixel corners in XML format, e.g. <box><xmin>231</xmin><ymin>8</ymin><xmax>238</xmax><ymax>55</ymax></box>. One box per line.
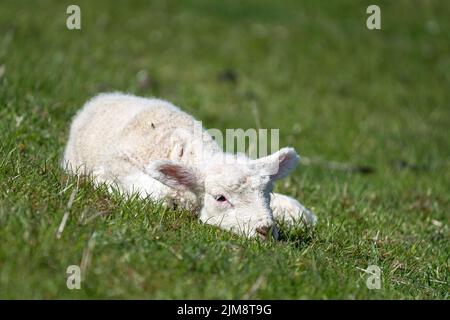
<box><xmin>63</xmin><ymin>93</ymin><xmax>197</xmax><ymax>173</ymax></box>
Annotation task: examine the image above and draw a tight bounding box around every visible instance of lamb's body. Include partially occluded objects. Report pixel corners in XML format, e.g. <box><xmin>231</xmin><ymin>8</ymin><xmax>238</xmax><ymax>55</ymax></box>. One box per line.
<box><xmin>63</xmin><ymin>93</ymin><xmax>220</xmax><ymax>210</ymax></box>
<box><xmin>63</xmin><ymin>93</ymin><xmax>317</xmax><ymax>238</ymax></box>
<box><xmin>64</xmin><ymin>93</ymin><xmax>219</xmax><ymax>179</ymax></box>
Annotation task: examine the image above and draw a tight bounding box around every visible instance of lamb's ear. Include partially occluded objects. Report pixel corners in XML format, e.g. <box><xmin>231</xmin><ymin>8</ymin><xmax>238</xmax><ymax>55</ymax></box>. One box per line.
<box><xmin>251</xmin><ymin>147</ymin><xmax>300</xmax><ymax>181</ymax></box>
<box><xmin>145</xmin><ymin>160</ymin><xmax>202</xmax><ymax>192</ymax></box>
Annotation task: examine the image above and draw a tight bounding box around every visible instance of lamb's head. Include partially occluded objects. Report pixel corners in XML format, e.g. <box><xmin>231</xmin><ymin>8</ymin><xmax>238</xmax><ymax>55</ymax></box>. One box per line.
<box><xmin>147</xmin><ymin>147</ymin><xmax>300</xmax><ymax>240</ymax></box>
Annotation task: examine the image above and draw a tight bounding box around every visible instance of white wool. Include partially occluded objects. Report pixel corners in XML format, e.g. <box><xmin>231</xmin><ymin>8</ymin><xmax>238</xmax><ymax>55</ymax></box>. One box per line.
<box><xmin>62</xmin><ymin>93</ymin><xmax>317</xmax><ymax>239</ymax></box>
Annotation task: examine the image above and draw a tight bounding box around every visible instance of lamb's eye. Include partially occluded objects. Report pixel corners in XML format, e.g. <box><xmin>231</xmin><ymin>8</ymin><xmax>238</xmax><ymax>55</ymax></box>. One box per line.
<box><xmin>215</xmin><ymin>195</ymin><xmax>227</xmax><ymax>202</ymax></box>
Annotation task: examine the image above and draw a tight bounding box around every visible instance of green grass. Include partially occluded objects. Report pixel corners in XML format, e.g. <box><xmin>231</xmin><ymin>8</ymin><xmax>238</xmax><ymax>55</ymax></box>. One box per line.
<box><xmin>0</xmin><ymin>0</ymin><xmax>449</xmax><ymax>299</ymax></box>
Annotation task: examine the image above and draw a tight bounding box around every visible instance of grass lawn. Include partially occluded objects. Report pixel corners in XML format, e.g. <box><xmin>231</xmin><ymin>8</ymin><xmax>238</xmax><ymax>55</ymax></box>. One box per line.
<box><xmin>0</xmin><ymin>0</ymin><xmax>449</xmax><ymax>299</ymax></box>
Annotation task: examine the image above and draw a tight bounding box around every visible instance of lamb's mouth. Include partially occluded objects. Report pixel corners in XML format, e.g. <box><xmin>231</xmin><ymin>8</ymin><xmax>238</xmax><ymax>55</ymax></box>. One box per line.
<box><xmin>255</xmin><ymin>226</ymin><xmax>279</xmax><ymax>240</ymax></box>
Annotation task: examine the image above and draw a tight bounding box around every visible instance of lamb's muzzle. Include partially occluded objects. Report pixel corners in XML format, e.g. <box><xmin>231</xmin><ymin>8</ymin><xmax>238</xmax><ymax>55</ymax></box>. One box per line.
<box><xmin>256</xmin><ymin>225</ymin><xmax>279</xmax><ymax>240</ymax></box>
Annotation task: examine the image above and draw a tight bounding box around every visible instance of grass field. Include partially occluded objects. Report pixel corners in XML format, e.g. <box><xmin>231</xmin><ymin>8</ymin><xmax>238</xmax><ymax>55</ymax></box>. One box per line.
<box><xmin>0</xmin><ymin>0</ymin><xmax>449</xmax><ymax>299</ymax></box>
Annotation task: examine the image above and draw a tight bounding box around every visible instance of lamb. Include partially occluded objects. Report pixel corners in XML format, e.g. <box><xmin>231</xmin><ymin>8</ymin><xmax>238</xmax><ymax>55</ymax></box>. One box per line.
<box><xmin>62</xmin><ymin>93</ymin><xmax>317</xmax><ymax>239</ymax></box>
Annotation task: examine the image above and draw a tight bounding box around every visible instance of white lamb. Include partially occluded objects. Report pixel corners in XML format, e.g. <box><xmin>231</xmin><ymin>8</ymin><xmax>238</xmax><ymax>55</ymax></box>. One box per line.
<box><xmin>62</xmin><ymin>93</ymin><xmax>317</xmax><ymax>239</ymax></box>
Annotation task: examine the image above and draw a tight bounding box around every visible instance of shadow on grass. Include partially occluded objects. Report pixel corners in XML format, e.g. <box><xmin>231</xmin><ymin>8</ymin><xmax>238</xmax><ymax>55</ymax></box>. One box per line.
<box><xmin>59</xmin><ymin>171</ymin><xmax>319</xmax><ymax>249</ymax></box>
<box><xmin>277</xmin><ymin>223</ymin><xmax>317</xmax><ymax>249</ymax></box>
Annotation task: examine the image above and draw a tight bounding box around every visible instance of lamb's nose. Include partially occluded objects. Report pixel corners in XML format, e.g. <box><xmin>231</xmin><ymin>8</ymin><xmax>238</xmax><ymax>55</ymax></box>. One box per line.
<box><xmin>256</xmin><ymin>225</ymin><xmax>278</xmax><ymax>240</ymax></box>
<box><xmin>256</xmin><ymin>226</ymin><xmax>269</xmax><ymax>237</ymax></box>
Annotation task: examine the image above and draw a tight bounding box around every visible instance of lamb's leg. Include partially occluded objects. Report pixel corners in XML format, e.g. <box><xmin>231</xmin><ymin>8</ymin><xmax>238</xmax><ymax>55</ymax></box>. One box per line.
<box><xmin>119</xmin><ymin>171</ymin><xmax>200</xmax><ymax>212</ymax></box>
<box><xmin>270</xmin><ymin>193</ymin><xmax>317</xmax><ymax>227</ymax></box>
<box><xmin>120</xmin><ymin>172</ymin><xmax>174</xmax><ymax>203</ymax></box>
<box><xmin>109</xmin><ymin>152</ymin><xmax>179</xmax><ymax>206</ymax></box>
<box><xmin>86</xmin><ymin>168</ymin><xmax>170</xmax><ymax>202</ymax></box>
